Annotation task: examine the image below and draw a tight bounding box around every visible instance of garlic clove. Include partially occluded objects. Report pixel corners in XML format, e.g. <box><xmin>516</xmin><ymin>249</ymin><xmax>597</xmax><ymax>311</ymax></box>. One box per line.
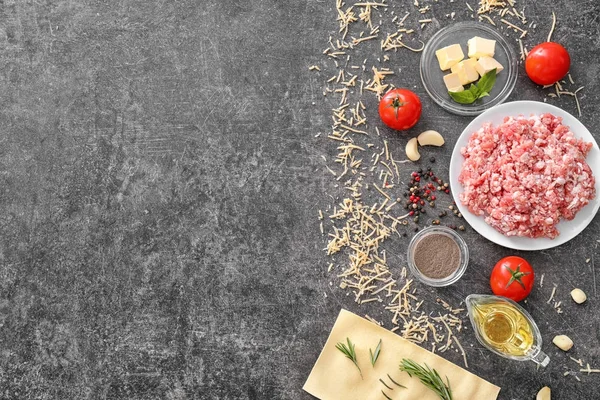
<box><xmin>552</xmin><ymin>335</ymin><xmax>573</xmax><ymax>351</ymax></box>
<box><xmin>536</xmin><ymin>386</ymin><xmax>551</xmax><ymax>400</ymax></box>
<box><xmin>570</xmin><ymin>288</ymin><xmax>587</xmax><ymax>304</ymax></box>
<box><xmin>406</xmin><ymin>138</ymin><xmax>420</xmax><ymax>161</ymax></box>
<box><xmin>417</xmin><ymin>130</ymin><xmax>445</xmax><ymax>147</ymax></box>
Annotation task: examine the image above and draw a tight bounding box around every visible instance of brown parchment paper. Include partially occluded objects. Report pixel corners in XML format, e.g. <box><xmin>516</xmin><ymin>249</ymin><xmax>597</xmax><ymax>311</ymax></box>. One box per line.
<box><xmin>303</xmin><ymin>309</ymin><xmax>500</xmax><ymax>400</ymax></box>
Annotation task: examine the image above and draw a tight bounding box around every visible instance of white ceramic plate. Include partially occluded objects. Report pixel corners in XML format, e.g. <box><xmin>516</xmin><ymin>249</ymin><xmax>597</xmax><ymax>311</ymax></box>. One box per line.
<box><xmin>449</xmin><ymin>101</ymin><xmax>600</xmax><ymax>250</ymax></box>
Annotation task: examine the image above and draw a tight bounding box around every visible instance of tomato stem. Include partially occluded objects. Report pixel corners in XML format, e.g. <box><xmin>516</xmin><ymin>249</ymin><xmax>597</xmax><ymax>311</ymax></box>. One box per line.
<box><xmin>504</xmin><ymin>264</ymin><xmax>531</xmax><ymax>290</ymax></box>
<box><xmin>389</xmin><ymin>96</ymin><xmax>408</xmax><ymax>120</ymax></box>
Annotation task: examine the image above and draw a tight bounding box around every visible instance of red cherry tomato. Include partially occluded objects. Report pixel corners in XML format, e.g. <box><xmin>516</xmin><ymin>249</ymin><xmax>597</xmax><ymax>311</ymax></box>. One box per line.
<box><xmin>525</xmin><ymin>42</ymin><xmax>571</xmax><ymax>85</ymax></box>
<box><xmin>378</xmin><ymin>88</ymin><xmax>422</xmax><ymax>131</ymax></box>
<box><xmin>490</xmin><ymin>256</ymin><xmax>534</xmax><ymax>302</ymax></box>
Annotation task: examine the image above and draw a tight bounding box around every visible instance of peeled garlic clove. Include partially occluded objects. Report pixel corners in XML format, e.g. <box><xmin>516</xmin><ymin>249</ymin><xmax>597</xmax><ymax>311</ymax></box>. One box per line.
<box><xmin>536</xmin><ymin>386</ymin><xmax>551</xmax><ymax>400</ymax></box>
<box><xmin>552</xmin><ymin>335</ymin><xmax>573</xmax><ymax>351</ymax></box>
<box><xmin>406</xmin><ymin>138</ymin><xmax>420</xmax><ymax>161</ymax></box>
<box><xmin>570</xmin><ymin>288</ymin><xmax>587</xmax><ymax>304</ymax></box>
<box><xmin>417</xmin><ymin>130</ymin><xmax>445</xmax><ymax>146</ymax></box>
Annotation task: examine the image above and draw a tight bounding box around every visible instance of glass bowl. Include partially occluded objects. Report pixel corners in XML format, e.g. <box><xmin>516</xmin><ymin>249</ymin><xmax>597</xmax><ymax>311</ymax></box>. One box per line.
<box><xmin>420</xmin><ymin>21</ymin><xmax>518</xmax><ymax>116</ymax></box>
<box><xmin>406</xmin><ymin>226</ymin><xmax>469</xmax><ymax>287</ymax></box>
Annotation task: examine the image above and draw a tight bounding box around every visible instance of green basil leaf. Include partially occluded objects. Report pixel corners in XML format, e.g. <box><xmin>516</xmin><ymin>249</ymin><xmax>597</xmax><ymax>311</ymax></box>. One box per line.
<box><xmin>448</xmin><ymin>89</ymin><xmax>476</xmax><ymax>104</ymax></box>
<box><xmin>468</xmin><ymin>83</ymin><xmax>480</xmax><ymax>97</ymax></box>
<box><xmin>448</xmin><ymin>68</ymin><xmax>498</xmax><ymax>104</ymax></box>
<box><xmin>476</xmin><ymin>68</ymin><xmax>497</xmax><ymax>95</ymax></box>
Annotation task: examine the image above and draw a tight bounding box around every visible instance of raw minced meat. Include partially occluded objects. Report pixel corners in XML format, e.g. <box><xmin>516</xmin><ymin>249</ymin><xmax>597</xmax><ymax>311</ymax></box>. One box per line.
<box><xmin>458</xmin><ymin>113</ymin><xmax>596</xmax><ymax>239</ymax></box>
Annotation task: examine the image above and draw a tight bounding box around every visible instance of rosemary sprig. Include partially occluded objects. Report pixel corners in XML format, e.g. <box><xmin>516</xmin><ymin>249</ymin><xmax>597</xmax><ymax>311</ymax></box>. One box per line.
<box><xmin>335</xmin><ymin>337</ymin><xmax>363</xmax><ymax>379</ymax></box>
<box><xmin>399</xmin><ymin>358</ymin><xmax>453</xmax><ymax>400</ymax></box>
<box><xmin>370</xmin><ymin>338</ymin><xmax>382</xmax><ymax>367</ymax></box>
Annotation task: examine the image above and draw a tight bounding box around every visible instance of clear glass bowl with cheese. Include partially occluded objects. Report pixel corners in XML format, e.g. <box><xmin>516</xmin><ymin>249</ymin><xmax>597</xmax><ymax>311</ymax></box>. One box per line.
<box><xmin>420</xmin><ymin>22</ymin><xmax>518</xmax><ymax>116</ymax></box>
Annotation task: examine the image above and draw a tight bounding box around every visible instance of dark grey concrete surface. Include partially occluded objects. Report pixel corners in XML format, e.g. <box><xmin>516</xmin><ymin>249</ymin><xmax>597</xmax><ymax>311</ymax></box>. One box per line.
<box><xmin>0</xmin><ymin>0</ymin><xmax>599</xmax><ymax>399</ymax></box>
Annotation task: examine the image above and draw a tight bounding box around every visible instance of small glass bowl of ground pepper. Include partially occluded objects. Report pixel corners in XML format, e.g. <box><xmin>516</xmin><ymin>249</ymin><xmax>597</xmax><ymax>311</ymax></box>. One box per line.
<box><xmin>407</xmin><ymin>226</ymin><xmax>469</xmax><ymax>287</ymax></box>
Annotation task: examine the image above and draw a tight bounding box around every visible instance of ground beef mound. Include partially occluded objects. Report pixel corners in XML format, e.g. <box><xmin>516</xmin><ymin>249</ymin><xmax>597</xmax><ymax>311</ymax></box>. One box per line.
<box><xmin>458</xmin><ymin>113</ymin><xmax>596</xmax><ymax>239</ymax></box>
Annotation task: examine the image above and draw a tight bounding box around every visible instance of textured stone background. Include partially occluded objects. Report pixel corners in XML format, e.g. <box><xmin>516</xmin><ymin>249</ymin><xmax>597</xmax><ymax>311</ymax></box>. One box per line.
<box><xmin>0</xmin><ymin>1</ymin><xmax>598</xmax><ymax>399</ymax></box>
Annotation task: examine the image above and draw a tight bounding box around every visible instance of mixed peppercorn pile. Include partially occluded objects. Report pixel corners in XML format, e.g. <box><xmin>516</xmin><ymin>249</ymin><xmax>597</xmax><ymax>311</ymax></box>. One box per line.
<box><xmin>400</xmin><ymin>165</ymin><xmax>465</xmax><ymax>232</ymax></box>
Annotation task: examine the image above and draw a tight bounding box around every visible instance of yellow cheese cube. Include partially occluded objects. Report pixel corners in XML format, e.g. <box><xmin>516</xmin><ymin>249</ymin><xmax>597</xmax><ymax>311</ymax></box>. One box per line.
<box><xmin>448</xmin><ymin>86</ymin><xmax>464</xmax><ymax>93</ymax></box>
<box><xmin>435</xmin><ymin>44</ymin><xmax>465</xmax><ymax>71</ymax></box>
<box><xmin>467</xmin><ymin>36</ymin><xmax>496</xmax><ymax>59</ymax></box>
<box><xmin>450</xmin><ymin>59</ymin><xmax>480</xmax><ymax>85</ymax></box>
<box><xmin>443</xmin><ymin>73</ymin><xmax>463</xmax><ymax>91</ymax></box>
<box><xmin>474</xmin><ymin>56</ymin><xmax>504</xmax><ymax>76</ymax></box>
<box><xmin>450</xmin><ymin>58</ymin><xmax>477</xmax><ymax>74</ymax></box>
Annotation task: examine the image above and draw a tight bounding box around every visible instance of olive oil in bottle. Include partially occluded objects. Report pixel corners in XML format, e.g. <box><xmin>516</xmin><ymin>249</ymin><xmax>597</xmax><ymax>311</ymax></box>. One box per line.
<box><xmin>466</xmin><ymin>294</ymin><xmax>550</xmax><ymax>367</ymax></box>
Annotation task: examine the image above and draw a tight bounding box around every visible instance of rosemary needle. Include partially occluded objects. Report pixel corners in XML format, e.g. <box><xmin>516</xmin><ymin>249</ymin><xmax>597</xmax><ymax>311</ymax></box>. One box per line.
<box><xmin>370</xmin><ymin>338</ymin><xmax>382</xmax><ymax>367</ymax></box>
<box><xmin>399</xmin><ymin>358</ymin><xmax>453</xmax><ymax>400</ymax></box>
<box><xmin>387</xmin><ymin>374</ymin><xmax>407</xmax><ymax>389</ymax></box>
<box><xmin>379</xmin><ymin>378</ymin><xmax>393</xmax><ymax>390</ymax></box>
<box><xmin>335</xmin><ymin>337</ymin><xmax>363</xmax><ymax>379</ymax></box>
<box><xmin>382</xmin><ymin>390</ymin><xmax>393</xmax><ymax>400</ymax></box>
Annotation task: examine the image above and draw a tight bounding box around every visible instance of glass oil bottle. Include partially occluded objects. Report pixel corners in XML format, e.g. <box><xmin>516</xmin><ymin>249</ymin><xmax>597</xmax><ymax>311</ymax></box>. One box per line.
<box><xmin>466</xmin><ymin>294</ymin><xmax>550</xmax><ymax>367</ymax></box>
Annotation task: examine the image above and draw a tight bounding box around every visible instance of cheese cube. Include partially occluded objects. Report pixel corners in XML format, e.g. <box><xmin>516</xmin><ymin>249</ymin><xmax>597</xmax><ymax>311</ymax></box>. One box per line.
<box><xmin>435</xmin><ymin>44</ymin><xmax>465</xmax><ymax>71</ymax></box>
<box><xmin>467</xmin><ymin>36</ymin><xmax>496</xmax><ymax>59</ymax></box>
<box><xmin>450</xmin><ymin>59</ymin><xmax>480</xmax><ymax>85</ymax></box>
<box><xmin>474</xmin><ymin>56</ymin><xmax>504</xmax><ymax>76</ymax></box>
<box><xmin>448</xmin><ymin>86</ymin><xmax>464</xmax><ymax>93</ymax></box>
<box><xmin>451</xmin><ymin>58</ymin><xmax>477</xmax><ymax>74</ymax></box>
<box><xmin>443</xmin><ymin>73</ymin><xmax>463</xmax><ymax>91</ymax></box>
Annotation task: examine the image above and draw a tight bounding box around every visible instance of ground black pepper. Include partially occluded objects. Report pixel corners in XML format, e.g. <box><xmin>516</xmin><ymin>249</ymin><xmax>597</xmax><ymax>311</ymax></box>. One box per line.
<box><xmin>413</xmin><ymin>234</ymin><xmax>460</xmax><ymax>279</ymax></box>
